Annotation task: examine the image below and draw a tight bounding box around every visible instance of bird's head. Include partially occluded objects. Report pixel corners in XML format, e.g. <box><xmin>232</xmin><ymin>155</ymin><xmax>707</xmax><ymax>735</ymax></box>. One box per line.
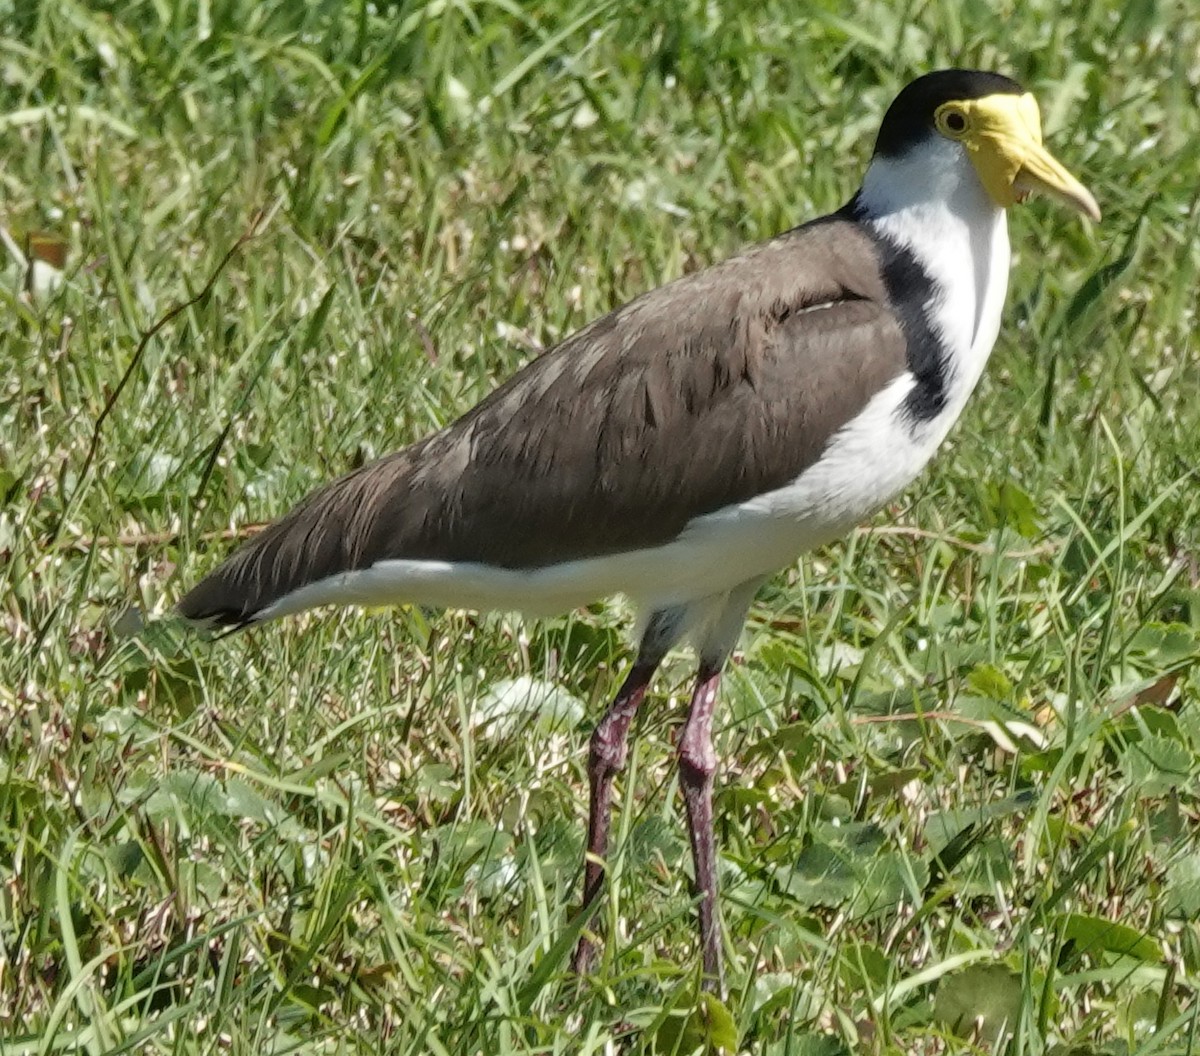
<box><xmin>869</xmin><ymin>68</ymin><xmax>1100</xmax><ymax>222</ymax></box>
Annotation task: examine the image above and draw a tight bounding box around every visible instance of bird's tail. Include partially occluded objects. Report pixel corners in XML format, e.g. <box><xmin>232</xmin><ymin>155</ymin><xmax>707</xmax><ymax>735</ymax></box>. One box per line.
<box><xmin>176</xmin><ymin>452</ymin><xmax>410</xmax><ymax>628</ymax></box>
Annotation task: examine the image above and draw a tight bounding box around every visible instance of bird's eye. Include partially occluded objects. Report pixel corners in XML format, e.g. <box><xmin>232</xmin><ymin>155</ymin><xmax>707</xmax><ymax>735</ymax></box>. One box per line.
<box><xmin>936</xmin><ymin>106</ymin><xmax>969</xmax><ymax>137</ymax></box>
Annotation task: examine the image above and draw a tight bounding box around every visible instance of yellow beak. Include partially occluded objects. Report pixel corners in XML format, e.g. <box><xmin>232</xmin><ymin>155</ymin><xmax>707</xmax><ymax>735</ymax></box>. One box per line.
<box><xmin>943</xmin><ymin>93</ymin><xmax>1101</xmax><ymax>221</ymax></box>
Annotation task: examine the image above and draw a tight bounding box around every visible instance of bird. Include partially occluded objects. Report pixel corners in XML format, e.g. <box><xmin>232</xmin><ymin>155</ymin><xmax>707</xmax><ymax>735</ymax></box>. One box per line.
<box><xmin>177</xmin><ymin>69</ymin><xmax>1099</xmax><ymax>995</ymax></box>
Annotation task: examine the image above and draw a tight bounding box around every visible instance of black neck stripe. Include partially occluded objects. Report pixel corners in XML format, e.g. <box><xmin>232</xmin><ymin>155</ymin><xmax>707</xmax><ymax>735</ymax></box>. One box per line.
<box><xmin>843</xmin><ymin>194</ymin><xmax>949</xmax><ymax>422</ymax></box>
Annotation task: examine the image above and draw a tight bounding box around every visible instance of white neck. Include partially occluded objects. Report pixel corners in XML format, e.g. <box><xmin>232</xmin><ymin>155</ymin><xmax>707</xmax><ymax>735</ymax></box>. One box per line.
<box><xmin>857</xmin><ymin>136</ymin><xmax>1012</xmax><ymax>424</ymax></box>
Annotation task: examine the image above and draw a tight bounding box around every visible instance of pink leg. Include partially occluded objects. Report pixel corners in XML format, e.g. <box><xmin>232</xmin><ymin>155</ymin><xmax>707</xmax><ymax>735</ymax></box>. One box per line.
<box><xmin>571</xmin><ymin>609</ymin><xmax>685</xmax><ymax>977</ymax></box>
<box><xmin>678</xmin><ymin>664</ymin><xmax>724</xmax><ymax>993</ymax></box>
<box><xmin>570</xmin><ymin>660</ymin><xmax>656</xmax><ymax>974</ymax></box>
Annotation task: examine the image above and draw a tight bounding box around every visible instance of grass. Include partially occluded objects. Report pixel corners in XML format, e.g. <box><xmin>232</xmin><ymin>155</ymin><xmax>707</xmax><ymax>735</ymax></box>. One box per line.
<box><xmin>3</xmin><ymin>0</ymin><xmax>1200</xmax><ymax>1052</ymax></box>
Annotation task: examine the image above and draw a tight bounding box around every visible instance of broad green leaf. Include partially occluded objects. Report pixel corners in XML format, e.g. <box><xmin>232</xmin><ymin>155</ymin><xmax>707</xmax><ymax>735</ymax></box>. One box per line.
<box><xmin>745</xmin><ymin>721</ymin><xmax>817</xmax><ymax>768</ymax></box>
<box><xmin>777</xmin><ymin>842</ymin><xmax>857</xmax><ymax>906</ymax></box>
<box><xmin>980</xmin><ymin>481</ymin><xmax>1040</xmax><ymax>539</ymax></box>
<box><xmin>1166</xmin><ymin>855</ymin><xmax>1200</xmax><ymax>919</ymax></box>
<box><xmin>653</xmin><ymin>991</ymin><xmax>737</xmax><ymax>1055</ymax></box>
<box><xmin>967</xmin><ymin>663</ymin><xmax>1015</xmax><ymax>701</ymax></box>
<box><xmin>776</xmin><ymin>842</ymin><xmax>925</xmax><ymax>919</ymax></box>
<box><xmin>934</xmin><ymin>963</ymin><xmax>1024</xmax><ymax>1045</ymax></box>
<box><xmin>1058</xmin><ymin>913</ymin><xmax>1162</xmax><ymax>962</ymax></box>
<box><xmin>765</xmin><ymin>1035</ymin><xmax>849</xmax><ymax>1056</ymax></box>
<box><xmin>1118</xmin><ymin>733</ymin><xmax>1193</xmax><ymax>796</ymax></box>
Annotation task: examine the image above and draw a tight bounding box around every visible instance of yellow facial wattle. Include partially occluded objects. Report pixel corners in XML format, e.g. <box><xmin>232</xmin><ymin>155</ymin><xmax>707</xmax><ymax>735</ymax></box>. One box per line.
<box><xmin>935</xmin><ymin>92</ymin><xmax>1100</xmax><ymax>221</ymax></box>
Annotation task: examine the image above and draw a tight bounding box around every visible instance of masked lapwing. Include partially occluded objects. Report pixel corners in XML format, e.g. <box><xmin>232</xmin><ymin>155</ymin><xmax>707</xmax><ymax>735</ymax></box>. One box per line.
<box><xmin>178</xmin><ymin>69</ymin><xmax>1099</xmax><ymax>993</ymax></box>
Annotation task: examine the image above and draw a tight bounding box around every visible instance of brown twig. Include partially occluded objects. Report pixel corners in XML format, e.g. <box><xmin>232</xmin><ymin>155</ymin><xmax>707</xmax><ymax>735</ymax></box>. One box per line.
<box><xmin>56</xmin><ymin>212</ymin><xmax>270</xmax><ymax>546</ymax></box>
<box><xmin>864</xmin><ymin>524</ymin><xmax>1056</xmax><ymax>560</ymax></box>
<box><xmin>851</xmin><ymin>710</ymin><xmax>984</xmax><ymax>726</ymax></box>
<box><xmin>849</xmin><ymin>712</ymin><xmax>1048</xmax><ymax>747</ymax></box>
<box><xmin>61</xmin><ymin>522</ymin><xmax>269</xmax><ymax>553</ymax></box>
<box><xmin>406</xmin><ymin>310</ymin><xmax>438</xmax><ymax>363</ymax></box>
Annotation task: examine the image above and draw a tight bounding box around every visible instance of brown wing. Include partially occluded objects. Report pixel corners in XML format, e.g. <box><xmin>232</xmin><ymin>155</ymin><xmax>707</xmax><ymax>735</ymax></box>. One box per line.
<box><xmin>178</xmin><ymin>217</ymin><xmax>908</xmax><ymax>625</ymax></box>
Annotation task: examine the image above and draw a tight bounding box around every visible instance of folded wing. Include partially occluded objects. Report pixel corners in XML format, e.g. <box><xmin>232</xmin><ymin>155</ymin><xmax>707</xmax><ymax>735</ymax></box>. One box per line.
<box><xmin>177</xmin><ymin>216</ymin><xmax>908</xmax><ymax>626</ymax></box>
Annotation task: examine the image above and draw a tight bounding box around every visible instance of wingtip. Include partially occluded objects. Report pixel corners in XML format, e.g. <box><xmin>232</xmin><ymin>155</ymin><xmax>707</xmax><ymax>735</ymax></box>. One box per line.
<box><xmin>174</xmin><ymin>581</ymin><xmax>260</xmax><ymax>633</ymax></box>
<box><xmin>173</xmin><ymin>606</ymin><xmax>259</xmax><ymax>640</ymax></box>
